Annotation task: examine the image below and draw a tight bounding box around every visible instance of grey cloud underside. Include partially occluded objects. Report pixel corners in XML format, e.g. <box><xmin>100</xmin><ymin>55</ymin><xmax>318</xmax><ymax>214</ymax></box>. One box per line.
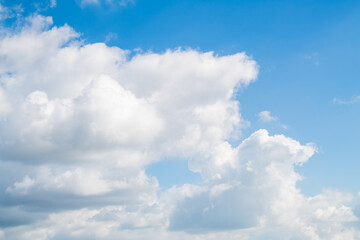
<box><xmin>0</xmin><ymin>14</ymin><xmax>358</xmax><ymax>240</ymax></box>
<box><xmin>169</xmin><ymin>186</ymin><xmax>263</xmax><ymax>232</ymax></box>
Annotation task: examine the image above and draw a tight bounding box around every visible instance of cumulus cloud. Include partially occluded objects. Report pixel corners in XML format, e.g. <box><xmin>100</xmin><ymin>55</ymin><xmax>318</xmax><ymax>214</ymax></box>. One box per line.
<box><xmin>0</xmin><ymin>14</ymin><xmax>256</xmax><ymax>167</ymax></box>
<box><xmin>165</xmin><ymin>130</ymin><xmax>358</xmax><ymax>239</ymax></box>
<box><xmin>0</xmin><ymin>12</ymin><xmax>358</xmax><ymax>240</ymax></box>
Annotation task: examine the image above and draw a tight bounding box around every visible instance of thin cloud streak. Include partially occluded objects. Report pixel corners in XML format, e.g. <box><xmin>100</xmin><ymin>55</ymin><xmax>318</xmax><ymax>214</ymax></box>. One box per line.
<box><xmin>333</xmin><ymin>95</ymin><xmax>360</xmax><ymax>105</ymax></box>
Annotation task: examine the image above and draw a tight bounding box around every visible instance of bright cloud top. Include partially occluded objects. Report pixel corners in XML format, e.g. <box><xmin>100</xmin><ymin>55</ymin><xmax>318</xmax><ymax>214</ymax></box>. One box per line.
<box><xmin>0</xmin><ymin>14</ymin><xmax>359</xmax><ymax>240</ymax></box>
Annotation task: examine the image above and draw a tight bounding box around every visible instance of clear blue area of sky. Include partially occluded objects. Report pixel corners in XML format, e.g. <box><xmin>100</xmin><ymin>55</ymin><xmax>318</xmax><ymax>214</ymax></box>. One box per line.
<box><xmin>6</xmin><ymin>0</ymin><xmax>360</xmax><ymax>196</ymax></box>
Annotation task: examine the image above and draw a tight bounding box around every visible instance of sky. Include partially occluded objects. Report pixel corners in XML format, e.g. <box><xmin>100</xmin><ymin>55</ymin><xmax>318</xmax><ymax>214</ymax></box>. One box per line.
<box><xmin>0</xmin><ymin>0</ymin><xmax>359</xmax><ymax>239</ymax></box>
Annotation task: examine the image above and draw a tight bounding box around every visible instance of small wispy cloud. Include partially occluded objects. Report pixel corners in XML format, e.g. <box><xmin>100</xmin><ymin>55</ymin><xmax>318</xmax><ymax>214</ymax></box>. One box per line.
<box><xmin>304</xmin><ymin>52</ymin><xmax>320</xmax><ymax>66</ymax></box>
<box><xmin>79</xmin><ymin>0</ymin><xmax>100</xmax><ymax>6</ymax></box>
<box><xmin>79</xmin><ymin>0</ymin><xmax>134</xmax><ymax>7</ymax></box>
<box><xmin>109</xmin><ymin>0</ymin><xmax>134</xmax><ymax>6</ymax></box>
<box><xmin>0</xmin><ymin>3</ymin><xmax>23</xmax><ymax>20</ymax></box>
<box><xmin>0</xmin><ymin>4</ymin><xmax>10</xmax><ymax>21</ymax></box>
<box><xmin>33</xmin><ymin>0</ymin><xmax>57</xmax><ymax>11</ymax></box>
<box><xmin>105</xmin><ymin>32</ymin><xmax>118</xmax><ymax>43</ymax></box>
<box><xmin>257</xmin><ymin>110</ymin><xmax>277</xmax><ymax>122</ymax></box>
<box><xmin>333</xmin><ymin>95</ymin><xmax>360</xmax><ymax>105</ymax></box>
<box><xmin>50</xmin><ymin>0</ymin><xmax>57</xmax><ymax>8</ymax></box>
<box><xmin>281</xmin><ymin>124</ymin><xmax>289</xmax><ymax>130</ymax></box>
<box><xmin>258</xmin><ymin>110</ymin><xmax>288</xmax><ymax>129</ymax></box>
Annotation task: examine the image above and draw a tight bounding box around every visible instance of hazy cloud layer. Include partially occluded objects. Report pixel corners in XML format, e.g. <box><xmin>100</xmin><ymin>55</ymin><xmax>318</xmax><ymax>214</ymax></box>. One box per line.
<box><xmin>0</xmin><ymin>14</ymin><xmax>358</xmax><ymax>240</ymax></box>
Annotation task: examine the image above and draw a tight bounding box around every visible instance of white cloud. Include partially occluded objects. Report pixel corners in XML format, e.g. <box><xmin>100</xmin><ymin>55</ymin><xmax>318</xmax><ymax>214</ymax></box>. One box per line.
<box><xmin>164</xmin><ymin>130</ymin><xmax>358</xmax><ymax>239</ymax></box>
<box><xmin>257</xmin><ymin>110</ymin><xmax>277</xmax><ymax>122</ymax></box>
<box><xmin>6</xmin><ymin>168</ymin><xmax>112</xmax><ymax>196</ymax></box>
<box><xmin>0</xmin><ymin>12</ymin><xmax>358</xmax><ymax>240</ymax></box>
<box><xmin>167</xmin><ymin>130</ymin><xmax>314</xmax><ymax>231</ymax></box>
<box><xmin>2</xmin><ymin>130</ymin><xmax>356</xmax><ymax>239</ymax></box>
<box><xmin>0</xmin><ymin>15</ymin><xmax>257</xmax><ymax>167</ymax></box>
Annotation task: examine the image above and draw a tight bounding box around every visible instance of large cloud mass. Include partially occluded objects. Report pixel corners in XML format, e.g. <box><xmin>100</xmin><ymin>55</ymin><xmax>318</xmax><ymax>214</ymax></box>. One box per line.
<box><xmin>0</xmin><ymin>14</ymin><xmax>358</xmax><ymax>240</ymax></box>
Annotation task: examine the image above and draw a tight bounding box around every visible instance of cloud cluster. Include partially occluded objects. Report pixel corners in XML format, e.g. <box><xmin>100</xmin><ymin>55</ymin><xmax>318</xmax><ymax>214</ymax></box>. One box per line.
<box><xmin>166</xmin><ymin>130</ymin><xmax>358</xmax><ymax>239</ymax></box>
<box><xmin>0</xmin><ymin>14</ymin><xmax>358</xmax><ymax>240</ymax></box>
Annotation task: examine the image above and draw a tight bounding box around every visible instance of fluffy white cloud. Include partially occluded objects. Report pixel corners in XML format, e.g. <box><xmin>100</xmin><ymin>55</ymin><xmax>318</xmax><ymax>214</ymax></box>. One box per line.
<box><xmin>165</xmin><ymin>130</ymin><xmax>358</xmax><ymax>239</ymax></box>
<box><xmin>0</xmin><ymin>13</ymin><xmax>358</xmax><ymax>240</ymax></box>
<box><xmin>2</xmin><ymin>129</ymin><xmax>357</xmax><ymax>239</ymax></box>
<box><xmin>0</xmin><ymin>15</ymin><xmax>256</xmax><ymax>167</ymax></box>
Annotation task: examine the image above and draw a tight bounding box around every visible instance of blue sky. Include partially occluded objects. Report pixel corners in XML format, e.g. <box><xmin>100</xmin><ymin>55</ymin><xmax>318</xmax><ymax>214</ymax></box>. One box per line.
<box><xmin>0</xmin><ymin>0</ymin><xmax>360</xmax><ymax>239</ymax></box>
